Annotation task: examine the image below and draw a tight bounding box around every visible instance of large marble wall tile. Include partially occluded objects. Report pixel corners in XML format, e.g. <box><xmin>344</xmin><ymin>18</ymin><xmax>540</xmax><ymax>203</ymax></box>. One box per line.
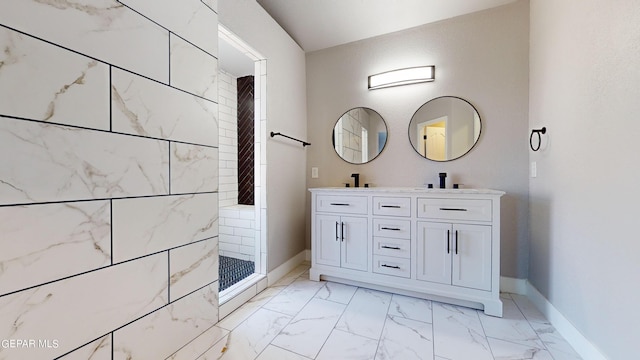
<box><xmin>0</xmin><ymin>201</ymin><xmax>110</xmax><ymax>296</ymax></box>
<box><xmin>0</xmin><ymin>116</ymin><xmax>169</xmax><ymax>205</ymax></box>
<box><xmin>166</xmin><ymin>323</ymin><xmax>228</xmax><ymax>360</ymax></box>
<box><xmin>59</xmin><ymin>334</ymin><xmax>112</xmax><ymax>360</ymax></box>
<box><xmin>0</xmin><ymin>27</ymin><xmax>110</xmax><ymax>130</ymax></box>
<box><xmin>169</xmin><ymin>238</ymin><xmax>218</xmax><ymax>302</ymax></box>
<box><xmin>200</xmin><ymin>0</ymin><xmax>218</xmax><ymax>13</ymax></box>
<box><xmin>0</xmin><ymin>0</ymin><xmax>169</xmax><ymax>83</ymax></box>
<box><xmin>170</xmin><ymin>34</ymin><xmax>218</xmax><ymax>102</ymax></box>
<box><xmin>119</xmin><ymin>0</ymin><xmax>218</xmax><ymax>56</ymax></box>
<box><xmin>112</xmin><ymin>193</ymin><xmax>218</xmax><ymax>263</ymax></box>
<box><xmin>170</xmin><ymin>142</ymin><xmax>218</xmax><ymax>194</ymax></box>
<box><xmin>0</xmin><ymin>253</ymin><xmax>168</xmax><ymax>359</ymax></box>
<box><xmin>111</xmin><ymin>68</ymin><xmax>219</xmax><ymax>146</ymax></box>
<box><xmin>113</xmin><ymin>284</ymin><xmax>218</xmax><ymax>360</ymax></box>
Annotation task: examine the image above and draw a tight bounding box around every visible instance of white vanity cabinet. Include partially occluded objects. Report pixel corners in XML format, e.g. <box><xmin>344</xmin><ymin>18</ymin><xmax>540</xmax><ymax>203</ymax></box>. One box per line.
<box><xmin>310</xmin><ymin>187</ymin><xmax>505</xmax><ymax>317</ymax></box>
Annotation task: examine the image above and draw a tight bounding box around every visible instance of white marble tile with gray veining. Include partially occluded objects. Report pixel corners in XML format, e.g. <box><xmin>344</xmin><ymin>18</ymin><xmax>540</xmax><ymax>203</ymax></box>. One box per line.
<box><xmin>113</xmin><ymin>284</ymin><xmax>218</xmax><ymax>360</ymax></box>
<box><xmin>111</xmin><ymin>68</ymin><xmax>218</xmax><ymax>147</ymax></box>
<box><xmin>487</xmin><ymin>337</ymin><xmax>555</xmax><ymax>360</ymax></box>
<box><xmin>217</xmin><ymin>286</ymin><xmax>285</xmax><ymax>331</ymax></box>
<box><xmin>169</xmin><ymin>238</ymin><xmax>218</xmax><ymax>302</ymax></box>
<box><xmin>314</xmin><ymin>281</ymin><xmax>357</xmax><ymax>304</ymax></box>
<box><xmin>205</xmin><ymin>308</ymin><xmax>291</xmax><ymax>360</ymax></box>
<box><xmin>272</xmin><ymin>264</ymin><xmax>310</xmax><ymax>287</ymax></box>
<box><xmin>0</xmin><ymin>0</ymin><xmax>169</xmax><ymax>83</ymax></box>
<box><xmin>335</xmin><ymin>288</ymin><xmax>392</xmax><ymax>340</ymax></box>
<box><xmin>200</xmin><ymin>0</ymin><xmax>218</xmax><ymax>13</ymax></box>
<box><xmin>170</xmin><ymin>142</ymin><xmax>218</xmax><ymax>194</ymax></box>
<box><xmin>432</xmin><ymin>302</ymin><xmax>493</xmax><ymax>360</ymax></box>
<box><xmin>256</xmin><ymin>345</ymin><xmax>312</xmax><ymax>360</ymax></box>
<box><xmin>58</xmin><ymin>334</ymin><xmax>112</xmax><ymax>360</ymax></box>
<box><xmin>0</xmin><ymin>116</ymin><xmax>169</xmax><ymax>205</ymax></box>
<box><xmin>388</xmin><ymin>294</ymin><xmax>433</xmax><ymax>324</ymax></box>
<box><xmin>0</xmin><ymin>201</ymin><xmax>110</xmax><ymax>296</ymax></box>
<box><xmin>119</xmin><ymin>0</ymin><xmax>218</xmax><ymax>56</ymax></box>
<box><xmin>166</xmin><ymin>323</ymin><xmax>228</xmax><ymax>360</ymax></box>
<box><xmin>271</xmin><ymin>298</ymin><xmax>346</xmax><ymax>358</ymax></box>
<box><xmin>528</xmin><ymin>322</ymin><xmax>582</xmax><ymax>360</ymax></box>
<box><xmin>262</xmin><ymin>278</ymin><xmax>324</xmax><ymax>316</ymax></box>
<box><xmin>375</xmin><ymin>315</ymin><xmax>434</xmax><ymax>360</ymax></box>
<box><xmin>0</xmin><ymin>253</ymin><xmax>168</xmax><ymax>359</ymax></box>
<box><xmin>479</xmin><ymin>298</ymin><xmax>545</xmax><ymax>350</ymax></box>
<box><xmin>170</xmin><ymin>33</ymin><xmax>218</xmax><ymax>102</ymax></box>
<box><xmin>316</xmin><ymin>329</ymin><xmax>378</xmax><ymax>360</ymax></box>
<box><xmin>111</xmin><ymin>193</ymin><xmax>218</xmax><ymax>263</ymax></box>
<box><xmin>0</xmin><ymin>27</ymin><xmax>110</xmax><ymax>130</ymax></box>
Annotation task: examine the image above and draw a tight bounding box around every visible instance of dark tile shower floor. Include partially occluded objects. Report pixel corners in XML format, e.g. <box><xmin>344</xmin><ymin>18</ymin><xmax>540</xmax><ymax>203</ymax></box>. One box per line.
<box><xmin>219</xmin><ymin>256</ymin><xmax>255</xmax><ymax>292</ymax></box>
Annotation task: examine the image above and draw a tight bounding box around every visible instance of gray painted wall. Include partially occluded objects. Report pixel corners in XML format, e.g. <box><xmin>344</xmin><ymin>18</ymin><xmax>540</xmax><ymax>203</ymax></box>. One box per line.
<box><xmin>305</xmin><ymin>1</ymin><xmax>530</xmax><ymax>278</ymax></box>
<box><xmin>529</xmin><ymin>1</ymin><xmax>640</xmax><ymax>358</ymax></box>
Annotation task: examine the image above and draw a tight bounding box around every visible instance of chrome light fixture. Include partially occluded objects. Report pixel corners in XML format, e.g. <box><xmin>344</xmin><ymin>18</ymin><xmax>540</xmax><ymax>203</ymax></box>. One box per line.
<box><xmin>368</xmin><ymin>65</ymin><xmax>435</xmax><ymax>90</ymax></box>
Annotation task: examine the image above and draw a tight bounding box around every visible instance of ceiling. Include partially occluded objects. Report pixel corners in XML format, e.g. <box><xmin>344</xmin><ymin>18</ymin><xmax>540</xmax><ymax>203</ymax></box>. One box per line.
<box><xmin>256</xmin><ymin>0</ymin><xmax>518</xmax><ymax>52</ymax></box>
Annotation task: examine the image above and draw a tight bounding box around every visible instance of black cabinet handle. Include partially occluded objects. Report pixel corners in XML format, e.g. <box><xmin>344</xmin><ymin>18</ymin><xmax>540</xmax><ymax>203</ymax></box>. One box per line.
<box><xmin>447</xmin><ymin>229</ymin><xmax>450</xmax><ymax>254</ymax></box>
<box><xmin>381</xmin><ymin>264</ymin><xmax>400</xmax><ymax>269</ymax></box>
<box><xmin>439</xmin><ymin>207</ymin><xmax>468</xmax><ymax>212</ymax></box>
<box><xmin>330</xmin><ymin>203</ymin><xmax>350</xmax><ymax>206</ymax></box>
<box><xmin>335</xmin><ymin>221</ymin><xmax>339</xmax><ymax>242</ymax></box>
<box><xmin>341</xmin><ymin>222</ymin><xmax>345</xmax><ymax>242</ymax></box>
<box><xmin>381</xmin><ymin>227</ymin><xmax>401</xmax><ymax>231</ymax></box>
<box><xmin>455</xmin><ymin>230</ymin><xmax>459</xmax><ymax>255</ymax></box>
<box><xmin>381</xmin><ymin>245</ymin><xmax>401</xmax><ymax>250</ymax></box>
<box><xmin>381</xmin><ymin>205</ymin><xmax>401</xmax><ymax>208</ymax></box>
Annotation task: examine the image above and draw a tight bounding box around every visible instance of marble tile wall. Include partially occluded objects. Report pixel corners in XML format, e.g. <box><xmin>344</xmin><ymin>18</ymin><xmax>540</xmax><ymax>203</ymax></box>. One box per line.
<box><xmin>0</xmin><ymin>0</ymin><xmax>219</xmax><ymax>359</ymax></box>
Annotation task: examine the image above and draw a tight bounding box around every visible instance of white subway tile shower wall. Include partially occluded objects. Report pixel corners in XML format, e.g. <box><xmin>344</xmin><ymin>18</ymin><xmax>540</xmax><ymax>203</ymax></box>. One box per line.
<box><xmin>0</xmin><ymin>0</ymin><xmax>219</xmax><ymax>358</ymax></box>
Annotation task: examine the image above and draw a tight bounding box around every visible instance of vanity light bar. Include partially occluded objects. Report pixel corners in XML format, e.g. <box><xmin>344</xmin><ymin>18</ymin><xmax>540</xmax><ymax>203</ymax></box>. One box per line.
<box><xmin>368</xmin><ymin>65</ymin><xmax>435</xmax><ymax>90</ymax></box>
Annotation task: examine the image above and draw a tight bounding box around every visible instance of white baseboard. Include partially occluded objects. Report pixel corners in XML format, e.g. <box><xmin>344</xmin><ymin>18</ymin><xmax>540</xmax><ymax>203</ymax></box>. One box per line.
<box><xmin>500</xmin><ymin>276</ymin><xmax>528</xmax><ymax>295</ymax></box>
<box><xmin>526</xmin><ymin>281</ymin><xmax>608</xmax><ymax>360</ymax></box>
<box><xmin>266</xmin><ymin>250</ymin><xmax>307</xmax><ymax>286</ymax></box>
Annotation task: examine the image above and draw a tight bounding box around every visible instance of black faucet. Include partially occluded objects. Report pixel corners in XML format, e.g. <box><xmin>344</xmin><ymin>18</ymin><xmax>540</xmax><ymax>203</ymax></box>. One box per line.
<box><xmin>351</xmin><ymin>173</ymin><xmax>360</xmax><ymax>188</ymax></box>
<box><xmin>439</xmin><ymin>172</ymin><xmax>447</xmax><ymax>189</ymax></box>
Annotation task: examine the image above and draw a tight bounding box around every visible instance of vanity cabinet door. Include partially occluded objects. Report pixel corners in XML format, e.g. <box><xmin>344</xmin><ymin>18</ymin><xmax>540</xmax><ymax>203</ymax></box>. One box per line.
<box><xmin>416</xmin><ymin>222</ymin><xmax>452</xmax><ymax>285</ymax></box>
<box><xmin>417</xmin><ymin>222</ymin><xmax>492</xmax><ymax>291</ymax></box>
<box><xmin>314</xmin><ymin>214</ymin><xmax>367</xmax><ymax>271</ymax></box>
<box><xmin>315</xmin><ymin>214</ymin><xmax>341</xmax><ymax>267</ymax></box>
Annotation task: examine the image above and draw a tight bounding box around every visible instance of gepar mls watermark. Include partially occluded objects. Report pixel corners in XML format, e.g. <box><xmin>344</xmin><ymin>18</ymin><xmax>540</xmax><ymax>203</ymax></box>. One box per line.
<box><xmin>1</xmin><ymin>339</ymin><xmax>59</xmax><ymax>349</ymax></box>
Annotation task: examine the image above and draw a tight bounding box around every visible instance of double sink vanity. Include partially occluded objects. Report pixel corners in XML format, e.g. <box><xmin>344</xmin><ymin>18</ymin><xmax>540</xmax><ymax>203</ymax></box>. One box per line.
<box><xmin>309</xmin><ymin>187</ymin><xmax>505</xmax><ymax>317</ymax></box>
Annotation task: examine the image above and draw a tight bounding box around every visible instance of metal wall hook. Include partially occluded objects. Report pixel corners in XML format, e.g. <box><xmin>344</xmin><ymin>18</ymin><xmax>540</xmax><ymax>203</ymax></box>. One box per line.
<box><xmin>530</xmin><ymin>127</ymin><xmax>547</xmax><ymax>151</ymax></box>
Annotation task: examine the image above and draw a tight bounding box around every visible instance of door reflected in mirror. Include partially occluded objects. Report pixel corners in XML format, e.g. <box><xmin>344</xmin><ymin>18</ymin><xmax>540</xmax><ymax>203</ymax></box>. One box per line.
<box><xmin>409</xmin><ymin>96</ymin><xmax>481</xmax><ymax>161</ymax></box>
<box><xmin>333</xmin><ymin>107</ymin><xmax>388</xmax><ymax>164</ymax></box>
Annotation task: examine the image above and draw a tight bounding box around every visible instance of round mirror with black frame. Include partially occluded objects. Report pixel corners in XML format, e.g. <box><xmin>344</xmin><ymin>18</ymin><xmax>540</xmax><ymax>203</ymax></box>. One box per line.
<box><xmin>408</xmin><ymin>96</ymin><xmax>481</xmax><ymax>162</ymax></box>
<box><xmin>332</xmin><ymin>107</ymin><xmax>388</xmax><ymax>164</ymax></box>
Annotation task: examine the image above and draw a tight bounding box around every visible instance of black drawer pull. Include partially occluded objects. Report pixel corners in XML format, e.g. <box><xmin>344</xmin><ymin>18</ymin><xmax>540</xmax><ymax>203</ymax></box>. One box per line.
<box><xmin>381</xmin><ymin>264</ymin><xmax>400</xmax><ymax>269</ymax></box>
<box><xmin>381</xmin><ymin>205</ymin><xmax>401</xmax><ymax>208</ymax></box>
<box><xmin>381</xmin><ymin>227</ymin><xmax>401</xmax><ymax>231</ymax></box>
<box><xmin>330</xmin><ymin>203</ymin><xmax>350</xmax><ymax>206</ymax></box>
<box><xmin>439</xmin><ymin>207</ymin><xmax>468</xmax><ymax>212</ymax></box>
<box><xmin>381</xmin><ymin>245</ymin><xmax>401</xmax><ymax>250</ymax></box>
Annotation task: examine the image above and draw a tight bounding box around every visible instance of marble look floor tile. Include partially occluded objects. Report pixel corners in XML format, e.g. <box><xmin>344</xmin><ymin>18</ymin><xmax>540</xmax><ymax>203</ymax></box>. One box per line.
<box><xmin>488</xmin><ymin>337</ymin><xmax>554</xmax><ymax>360</ymax></box>
<box><xmin>335</xmin><ymin>288</ymin><xmax>392</xmax><ymax>340</ymax></box>
<box><xmin>314</xmin><ymin>281</ymin><xmax>358</xmax><ymax>304</ymax></box>
<box><xmin>0</xmin><ymin>27</ymin><xmax>110</xmax><ymax>130</ymax></box>
<box><xmin>0</xmin><ymin>0</ymin><xmax>169</xmax><ymax>83</ymax></box>
<box><xmin>528</xmin><ymin>322</ymin><xmax>582</xmax><ymax>360</ymax></box>
<box><xmin>170</xmin><ymin>142</ymin><xmax>218</xmax><ymax>194</ymax></box>
<box><xmin>262</xmin><ymin>278</ymin><xmax>323</xmax><ymax>316</ymax></box>
<box><xmin>271</xmin><ymin>298</ymin><xmax>346</xmax><ymax>358</ymax></box>
<box><xmin>387</xmin><ymin>294</ymin><xmax>433</xmax><ymax>324</ymax></box>
<box><xmin>166</xmin><ymin>325</ymin><xmax>228</xmax><ymax>360</ymax></box>
<box><xmin>273</xmin><ymin>264</ymin><xmax>311</xmax><ymax>286</ymax></box>
<box><xmin>256</xmin><ymin>345</ymin><xmax>313</xmax><ymax>360</ymax></box>
<box><xmin>375</xmin><ymin>315</ymin><xmax>434</xmax><ymax>360</ymax></box>
<box><xmin>59</xmin><ymin>334</ymin><xmax>111</xmax><ymax>360</ymax></box>
<box><xmin>218</xmin><ymin>286</ymin><xmax>286</xmax><ymax>331</ymax></box>
<box><xmin>478</xmin><ymin>298</ymin><xmax>545</xmax><ymax>349</ymax></box>
<box><xmin>216</xmin><ymin>308</ymin><xmax>292</xmax><ymax>360</ymax></box>
<box><xmin>432</xmin><ymin>302</ymin><xmax>493</xmax><ymax>360</ymax></box>
<box><xmin>316</xmin><ymin>329</ymin><xmax>378</xmax><ymax>360</ymax></box>
<box><xmin>0</xmin><ymin>201</ymin><xmax>110</xmax><ymax>296</ymax></box>
<box><xmin>510</xmin><ymin>294</ymin><xmax>550</xmax><ymax>325</ymax></box>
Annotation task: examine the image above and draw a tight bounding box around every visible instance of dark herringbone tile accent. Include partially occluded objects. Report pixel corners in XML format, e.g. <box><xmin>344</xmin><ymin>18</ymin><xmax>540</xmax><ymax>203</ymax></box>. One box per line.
<box><xmin>237</xmin><ymin>76</ymin><xmax>254</xmax><ymax>205</ymax></box>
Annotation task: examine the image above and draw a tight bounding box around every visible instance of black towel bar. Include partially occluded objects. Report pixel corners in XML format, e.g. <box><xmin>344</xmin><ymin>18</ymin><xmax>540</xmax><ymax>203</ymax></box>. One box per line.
<box><xmin>270</xmin><ymin>131</ymin><xmax>311</xmax><ymax>147</ymax></box>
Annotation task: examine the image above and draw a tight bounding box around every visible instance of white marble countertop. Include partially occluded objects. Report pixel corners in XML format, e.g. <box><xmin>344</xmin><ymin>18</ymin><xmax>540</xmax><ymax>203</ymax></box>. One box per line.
<box><xmin>309</xmin><ymin>187</ymin><xmax>505</xmax><ymax>195</ymax></box>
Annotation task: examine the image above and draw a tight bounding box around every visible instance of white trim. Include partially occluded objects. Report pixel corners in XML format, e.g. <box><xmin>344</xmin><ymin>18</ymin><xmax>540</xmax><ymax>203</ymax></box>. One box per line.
<box><xmin>305</xmin><ymin>249</ymin><xmax>311</xmax><ymax>262</ymax></box>
<box><xmin>266</xmin><ymin>250</ymin><xmax>307</xmax><ymax>286</ymax></box>
<box><xmin>500</xmin><ymin>276</ymin><xmax>528</xmax><ymax>295</ymax></box>
<box><xmin>526</xmin><ymin>281</ymin><xmax>608</xmax><ymax>360</ymax></box>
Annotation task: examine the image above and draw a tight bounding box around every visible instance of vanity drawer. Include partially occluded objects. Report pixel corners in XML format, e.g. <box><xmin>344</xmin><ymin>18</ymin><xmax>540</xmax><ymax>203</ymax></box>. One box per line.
<box><xmin>373</xmin><ymin>255</ymin><xmax>411</xmax><ymax>278</ymax></box>
<box><xmin>417</xmin><ymin>198</ymin><xmax>492</xmax><ymax>221</ymax></box>
<box><xmin>373</xmin><ymin>218</ymin><xmax>411</xmax><ymax>239</ymax></box>
<box><xmin>373</xmin><ymin>237</ymin><xmax>410</xmax><ymax>259</ymax></box>
<box><xmin>373</xmin><ymin>197</ymin><xmax>411</xmax><ymax>217</ymax></box>
<box><xmin>316</xmin><ymin>195</ymin><xmax>368</xmax><ymax>214</ymax></box>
